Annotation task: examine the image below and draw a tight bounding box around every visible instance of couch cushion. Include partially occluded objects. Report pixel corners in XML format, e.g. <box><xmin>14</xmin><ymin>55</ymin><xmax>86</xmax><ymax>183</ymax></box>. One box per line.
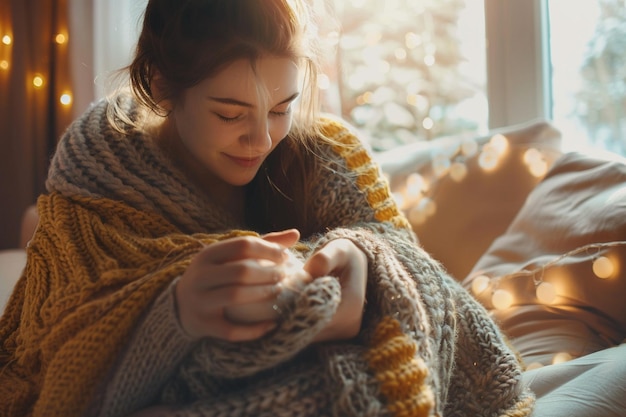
<box><xmin>464</xmin><ymin>151</ymin><xmax>626</xmax><ymax>366</ymax></box>
<box><xmin>378</xmin><ymin>119</ymin><xmax>562</xmax><ymax>279</ymax></box>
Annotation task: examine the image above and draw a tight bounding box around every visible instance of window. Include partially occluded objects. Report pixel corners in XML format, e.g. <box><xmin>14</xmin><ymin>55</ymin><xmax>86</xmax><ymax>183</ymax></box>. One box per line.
<box><xmin>486</xmin><ymin>0</ymin><xmax>626</xmax><ymax>156</ymax></box>
<box><xmin>319</xmin><ymin>0</ymin><xmax>488</xmax><ymax>151</ymax></box>
<box><xmin>81</xmin><ymin>0</ymin><xmax>626</xmax><ymax>156</ymax></box>
<box><xmin>548</xmin><ymin>0</ymin><xmax>626</xmax><ymax>154</ymax></box>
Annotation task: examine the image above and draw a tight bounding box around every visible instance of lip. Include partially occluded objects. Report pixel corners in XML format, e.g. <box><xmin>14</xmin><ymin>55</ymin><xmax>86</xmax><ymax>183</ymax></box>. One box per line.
<box><xmin>224</xmin><ymin>154</ymin><xmax>264</xmax><ymax>168</ymax></box>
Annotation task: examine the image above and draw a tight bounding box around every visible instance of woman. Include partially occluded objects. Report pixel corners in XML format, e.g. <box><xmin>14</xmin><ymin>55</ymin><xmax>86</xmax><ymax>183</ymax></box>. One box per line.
<box><xmin>0</xmin><ymin>1</ymin><xmax>534</xmax><ymax>416</ymax></box>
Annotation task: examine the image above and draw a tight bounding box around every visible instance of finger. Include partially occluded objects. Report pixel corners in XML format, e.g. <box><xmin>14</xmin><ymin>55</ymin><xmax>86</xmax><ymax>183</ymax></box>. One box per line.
<box><xmin>196</xmin><ymin>236</ymin><xmax>287</xmax><ymax>264</ymax></box>
<box><xmin>212</xmin><ymin>319</ymin><xmax>277</xmax><ymax>342</ymax></box>
<box><xmin>303</xmin><ymin>245</ymin><xmax>344</xmax><ymax>278</ymax></box>
<box><xmin>205</xmin><ymin>283</ymin><xmax>282</xmax><ymax>307</ymax></box>
<box><xmin>262</xmin><ymin>228</ymin><xmax>300</xmax><ymax>248</ymax></box>
<box><xmin>201</xmin><ymin>259</ymin><xmax>285</xmax><ymax>288</ymax></box>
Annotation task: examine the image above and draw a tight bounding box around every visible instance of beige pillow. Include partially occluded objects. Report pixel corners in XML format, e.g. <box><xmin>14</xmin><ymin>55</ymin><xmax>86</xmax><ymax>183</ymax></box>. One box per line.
<box><xmin>464</xmin><ymin>151</ymin><xmax>626</xmax><ymax>366</ymax></box>
<box><xmin>379</xmin><ymin>119</ymin><xmax>562</xmax><ymax>279</ymax></box>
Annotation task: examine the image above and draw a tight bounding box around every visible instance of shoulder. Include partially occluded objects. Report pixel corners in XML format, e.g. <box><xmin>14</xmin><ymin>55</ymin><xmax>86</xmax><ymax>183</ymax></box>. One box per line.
<box><xmin>310</xmin><ymin>114</ymin><xmax>379</xmax><ymax>175</ymax></box>
<box><xmin>315</xmin><ymin>113</ymin><xmax>370</xmax><ymax>149</ymax></box>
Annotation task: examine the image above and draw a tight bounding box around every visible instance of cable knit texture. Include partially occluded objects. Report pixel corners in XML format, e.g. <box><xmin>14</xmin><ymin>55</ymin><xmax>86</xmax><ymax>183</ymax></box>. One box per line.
<box><xmin>0</xmin><ymin>94</ymin><xmax>534</xmax><ymax>417</ymax></box>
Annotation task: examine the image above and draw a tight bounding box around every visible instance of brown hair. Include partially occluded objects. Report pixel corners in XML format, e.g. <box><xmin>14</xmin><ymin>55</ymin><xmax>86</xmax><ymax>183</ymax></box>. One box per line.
<box><xmin>110</xmin><ymin>0</ymin><xmax>341</xmax><ymax>233</ymax></box>
<box><xmin>125</xmin><ymin>0</ymin><xmax>321</xmax><ymax>138</ymax></box>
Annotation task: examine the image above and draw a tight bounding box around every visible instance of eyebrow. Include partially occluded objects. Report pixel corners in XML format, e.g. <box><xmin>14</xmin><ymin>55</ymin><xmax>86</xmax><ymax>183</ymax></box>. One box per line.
<box><xmin>207</xmin><ymin>92</ymin><xmax>300</xmax><ymax>108</ymax></box>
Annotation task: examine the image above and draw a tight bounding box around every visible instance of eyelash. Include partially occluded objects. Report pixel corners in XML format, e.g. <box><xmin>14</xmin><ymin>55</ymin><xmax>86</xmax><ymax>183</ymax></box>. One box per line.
<box><xmin>216</xmin><ymin>114</ymin><xmax>242</xmax><ymax>123</ymax></box>
<box><xmin>270</xmin><ymin>109</ymin><xmax>291</xmax><ymax>117</ymax></box>
<box><xmin>216</xmin><ymin>109</ymin><xmax>291</xmax><ymax>123</ymax></box>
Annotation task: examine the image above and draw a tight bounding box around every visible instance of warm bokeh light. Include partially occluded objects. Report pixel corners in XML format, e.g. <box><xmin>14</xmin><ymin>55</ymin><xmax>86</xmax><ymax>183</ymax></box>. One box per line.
<box><xmin>55</xmin><ymin>33</ymin><xmax>67</xmax><ymax>44</ymax></box>
<box><xmin>525</xmin><ymin>362</ymin><xmax>544</xmax><ymax>370</ymax></box>
<box><xmin>478</xmin><ymin>146</ymin><xmax>499</xmax><ymax>171</ymax></box>
<box><xmin>471</xmin><ymin>275</ymin><xmax>490</xmax><ymax>295</ymax></box>
<box><xmin>1</xmin><ymin>35</ymin><xmax>11</xmax><ymax>45</ymax></box>
<box><xmin>552</xmin><ymin>352</ymin><xmax>573</xmax><ymax>364</ymax></box>
<box><xmin>489</xmin><ymin>134</ymin><xmax>509</xmax><ymax>154</ymax></box>
<box><xmin>524</xmin><ymin>147</ymin><xmax>549</xmax><ymax>177</ymax></box>
<box><xmin>317</xmin><ymin>73</ymin><xmax>330</xmax><ymax>90</ymax></box>
<box><xmin>405</xmin><ymin>172</ymin><xmax>426</xmax><ymax>197</ymax></box>
<box><xmin>32</xmin><ymin>75</ymin><xmax>45</xmax><ymax>88</ymax></box>
<box><xmin>491</xmin><ymin>289</ymin><xmax>513</xmax><ymax>310</ymax></box>
<box><xmin>0</xmin><ymin>60</ymin><xmax>8</xmax><ymax>70</ymax></box>
<box><xmin>432</xmin><ymin>154</ymin><xmax>450</xmax><ymax>177</ymax></box>
<box><xmin>449</xmin><ymin>161</ymin><xmax>468</xmax><ymax>182</ymax></box>
<box><xmin>460</xmin><ymin>138</ymin><xmax>478</xmax><ymax>157</ymax></box>
<box><xmin>60</xmin><ymin>93</ymin><xmax>72</xmax><ymax>106</ymax></box>
<box><xmin>536</xmin><ymin>281</ymin><xmax>557</xmax><ymax>304</ymax></box>
<box><xmin>592</xmin><ymin>256</ymin><xmax>615</xmax><ymax>279</ymax></box>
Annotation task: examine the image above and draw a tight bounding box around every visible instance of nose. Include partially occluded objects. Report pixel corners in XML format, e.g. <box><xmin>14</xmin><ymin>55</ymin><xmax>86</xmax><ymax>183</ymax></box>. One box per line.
<box><xmin>242</xmin><ymin>118</ymin><xmax>272</xmax><ymax>154</ymax></box>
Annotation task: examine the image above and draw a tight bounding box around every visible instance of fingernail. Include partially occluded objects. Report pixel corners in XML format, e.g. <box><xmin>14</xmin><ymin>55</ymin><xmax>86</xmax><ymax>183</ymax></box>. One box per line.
<box><xmin>272</xmin><ymin>282</ymin><xmax>284</xmax><ymax>295</ymax></box>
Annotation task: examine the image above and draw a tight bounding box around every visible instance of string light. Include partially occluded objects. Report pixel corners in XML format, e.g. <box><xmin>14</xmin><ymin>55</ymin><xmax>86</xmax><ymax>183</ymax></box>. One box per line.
<box><xmin>32</xmin><ymin>74</ymin><xmax>45</xmax><ymax>88</ymax></box>
<box><xmin>535</xmin><ymin>281</ymin><xmax>557</xmax><ymax>304</ymax></box>
<box><xmin>55</xmin><ymin>33</ymin><xmax>67</xmax><ymax>45</ymax></box>
<box><xmin>0</xmin><ymin>60</ymin><xmax>8</xmax><ymax>70</ymax></box>
<box><xmin>592</xmin><ymin>255</ymin><xmax>615</xmax><ymax>279</ymax></box>
<box><xmin>1</xmin><ymin>35</ymin><xmax>11</xmax><ymax>45</ymax></box>
<box><xmin>491</xmin><ymin>289</ymin><xmax>513</xmax><ymax>310</ymax></box>
<box><xmin>449</xmin><ymin>161</ymin><xmax>468</xmax><ymax>182</ymax></box>
<box><xmin>467</xmin><ymin>241</ymin><xmax>625</xmax><ymax>312</ymax></box>
<box><xmin>471</xmin><ymin>274</ymin><xmax>490</xmax><ymax>295</ymax></box>
<box><xmin>59</xmin><ymin>93</ymin><xmax>72</xmax><ymax>106</ymax></box>
<box><xmin>552</xmin><ymin>352</ymin><xmax>573</xmax><ymax>364</ymax></box>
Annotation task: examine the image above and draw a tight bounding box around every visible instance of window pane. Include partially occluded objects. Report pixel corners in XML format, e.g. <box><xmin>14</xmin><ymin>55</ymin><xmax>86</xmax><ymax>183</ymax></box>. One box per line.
<box><xmin>547</xmin><ymin>0</ymin><xmax>626</xmax><ymax>155</ymax></box>
<box><xmin>320</xmin><ymin>0</ymin><xmax>487</xmax><ymax>151</ymax></box>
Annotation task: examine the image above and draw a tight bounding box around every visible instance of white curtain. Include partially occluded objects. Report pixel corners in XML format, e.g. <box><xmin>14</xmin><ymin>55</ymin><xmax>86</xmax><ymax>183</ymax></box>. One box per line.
<box><xmin>68</xmin><ymin>0</ymin><xmax>147</xmax><ymax>117</ymax></box>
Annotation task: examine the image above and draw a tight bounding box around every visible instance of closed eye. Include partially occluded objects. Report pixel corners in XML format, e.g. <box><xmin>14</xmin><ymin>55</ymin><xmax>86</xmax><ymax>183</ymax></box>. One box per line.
<box><xmin>270</xmin><ymin>108</ymin><xmax>292</xmax><ymax>117</ymax></box>
<box><xmin>215</xmin><ymin>113</ymin><xmax>244</xmax><ymax>123</ymax></box>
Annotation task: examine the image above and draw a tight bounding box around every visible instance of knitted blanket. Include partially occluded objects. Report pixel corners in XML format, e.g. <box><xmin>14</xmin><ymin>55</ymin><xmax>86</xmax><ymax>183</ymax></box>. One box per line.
<box><xmin>0</xmin><ymin>96</ymin><xmax>535</xmax><ymax>417</ymax></box>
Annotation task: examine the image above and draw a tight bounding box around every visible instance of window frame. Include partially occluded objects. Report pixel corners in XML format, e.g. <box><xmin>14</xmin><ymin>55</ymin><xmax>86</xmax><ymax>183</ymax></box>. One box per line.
<box><xmin>484</xmin><ymin>0</ymin><xmax>552</xmax><ymax>129</ymax></box>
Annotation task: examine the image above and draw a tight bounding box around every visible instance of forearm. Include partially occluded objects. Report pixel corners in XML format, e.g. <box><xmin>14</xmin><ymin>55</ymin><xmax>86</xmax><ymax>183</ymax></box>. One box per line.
<box><xmin>91</xmin><ymin>280</ymin><xmax>197</xmax><ymax>417</ymax></box>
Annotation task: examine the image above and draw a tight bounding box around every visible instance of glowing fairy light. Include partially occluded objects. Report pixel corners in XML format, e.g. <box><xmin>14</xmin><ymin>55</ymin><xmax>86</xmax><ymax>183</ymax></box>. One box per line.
<box><xmin>60</xmin><ymin>93</ymin><xmax>72</xmax><ymax>106</ymax></box>
<box><xmin>536</xmin><ymin>281</ymin><xmax>556</xmax><ymax>304</ymax></box>
<box><xmin>491</xmin><ymin>289</ymin><xmax>513</xmax><ymax>310</ymax></box>
<box><xmin>32</xmin><ymin>75</ymin><xmax>45</xmax><ymax>88</ymax></box>
<box><xmin>55</xmin><ymin>33</ymin><xmax>67</xmax><ymax>44</ymax></box>
<box><xmin>432</xmin><ymin>154</ymin><xmax>450</xmax><ymax>178</ymax></box>
<box><xmin>478</xmin><ymin>146</ymin><xmax>499</xmax><ymax>171</ymax></box>
<box><xmin>489</xmin><ymin>134</ymin><xmax>509</xmax><ymax>154</ymax></box>
<box><xmin>2</xmin><ymin>35</ymin><xmax>11</xmax><ymax>45</ymax></box>
<box><xmin>592</xmin><ymin>256</ymin><xmax>614</xmax><ymax>279</ymax></box>
<box><xmin>405</xmin><ymin>172</ymin><xmax>426</xmax><ymax>197</ymax></box>
<box><xmin>449</xmin><ymin>161</ymin><xmax>468</xmax><ymax>182</ymax></box>
<box><xmin>524</xmin><ymin>148</ymin><xmax>548</xmax><ymax>177</ymax></box>
<box><xmin>471</xmin><ymin>275</ymin><xmax>490</xmax><ymax>295</ymax></box>
<box><xmin>317</xmin><ymin>73</ymin><xmax>330</xmax><ymax>90</ymax></box>
<box><xmin>460</xmin><ymin>138</ymin><xmax>478</xmax><ymax>157</ymax></box>
<box><xmin>552</xmin><ymin>352</ymin><xmax>573</xmax><ymax>364</ymax></box>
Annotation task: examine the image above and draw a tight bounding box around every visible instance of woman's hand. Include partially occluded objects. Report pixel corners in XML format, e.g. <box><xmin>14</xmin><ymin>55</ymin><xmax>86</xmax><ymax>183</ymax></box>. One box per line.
<box><xmin>303</xmin><ymin>238</ymin><xmax>368</xmax><ymax>343</ymax></box>
<box><xmin>175</xmin><ymin>229</ymin><xmax>300</xmax><ymax>342</ymax></box>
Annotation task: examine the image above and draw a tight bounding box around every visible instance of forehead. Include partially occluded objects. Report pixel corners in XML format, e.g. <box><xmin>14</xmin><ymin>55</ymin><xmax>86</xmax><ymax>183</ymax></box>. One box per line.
<box><xmin>196</xmin><ymin>57</ymin><xmax>300</xmax><ymax>104</ymax></box>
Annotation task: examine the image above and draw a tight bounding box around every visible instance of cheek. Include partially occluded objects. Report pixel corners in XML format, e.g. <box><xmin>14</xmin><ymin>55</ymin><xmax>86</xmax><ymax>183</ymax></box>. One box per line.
<box><xmin>270</xmin><ymin>117</ymin><xmax>293</xmax><ymax>146</ymax></box>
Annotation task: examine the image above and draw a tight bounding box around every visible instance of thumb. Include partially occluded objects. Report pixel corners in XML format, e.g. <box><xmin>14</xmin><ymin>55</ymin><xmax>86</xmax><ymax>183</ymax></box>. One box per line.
<box><xmin>262</xmin><ymin>228</ymin><xmax>300</xmax><ymax>248</ymax></box>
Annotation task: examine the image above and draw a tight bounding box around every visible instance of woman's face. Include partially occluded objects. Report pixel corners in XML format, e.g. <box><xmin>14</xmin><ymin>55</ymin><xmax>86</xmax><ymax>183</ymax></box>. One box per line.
<box><xmin>166</xmin><ymin>56</ymin><xmax>300</xmax><ymax>189</ymax></box>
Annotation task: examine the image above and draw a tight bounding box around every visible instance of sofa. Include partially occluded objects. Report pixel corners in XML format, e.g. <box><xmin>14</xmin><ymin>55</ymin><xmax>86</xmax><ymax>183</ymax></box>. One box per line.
<box><xmin>1</xmin><ymin>119</ymin><xmax>625</xmax><ymax>416</ymax></box>
<box><xmin>378</xmin><ymin>119</ymin><xmax>626</xmax><ymax>416</ymax></box>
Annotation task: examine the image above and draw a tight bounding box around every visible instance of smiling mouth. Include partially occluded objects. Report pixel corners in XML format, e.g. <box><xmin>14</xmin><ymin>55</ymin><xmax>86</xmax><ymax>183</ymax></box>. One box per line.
<box><xmin>225</xmin><ymin>154</ymin><xmax>264</xmax><ymax>168</ymax></box>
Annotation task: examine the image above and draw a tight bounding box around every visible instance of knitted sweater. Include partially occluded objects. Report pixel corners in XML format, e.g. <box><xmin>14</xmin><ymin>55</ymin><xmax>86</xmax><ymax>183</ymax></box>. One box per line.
<box><xmin>0</xmin><ymin>95</ymin><xmax>534</xmax><ymax>417</ymax></box>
